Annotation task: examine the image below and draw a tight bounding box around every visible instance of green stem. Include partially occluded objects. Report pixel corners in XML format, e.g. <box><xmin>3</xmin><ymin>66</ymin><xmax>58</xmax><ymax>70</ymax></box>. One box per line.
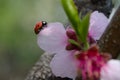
<box><xmin>84</xmin><ymin>42</ymin><xmax>89</xmax><ymax>50</ymax></box>
<box><xmin>61</xmin><ymin>0</ymin><xmax>82</xmax><ymax>41</ymax></box>
<box><xmin>61</xmin><ymin>0</ymin><xmax>90</xmax><ymax>50</ymax></box>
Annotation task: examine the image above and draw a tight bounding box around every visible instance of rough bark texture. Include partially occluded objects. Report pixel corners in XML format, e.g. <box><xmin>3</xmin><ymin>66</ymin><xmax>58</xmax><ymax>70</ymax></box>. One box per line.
<box><xmin>25</xmin><ymin>0</ymin><xmax>119</xmax><ymax>80</ymax></box>
<box><xmin>98</xmin><ymin>6</ymin><xmax>120</xmax><ymax>59</ymax></box>
<box><xmin>25</xmin><ymin>54</ymin><xmax>53</xmax><ymax>80</ymax></box>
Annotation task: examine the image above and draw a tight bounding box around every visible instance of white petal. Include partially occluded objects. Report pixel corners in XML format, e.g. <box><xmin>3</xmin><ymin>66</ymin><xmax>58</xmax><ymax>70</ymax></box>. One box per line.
<box><xmin>89</xmin><ymin>11</ymin><xmax>109</xmax><ymax>40</ymax></box>
<box><xmin>50</xmin><ymin>51</ymin><xmax>77</xmax><ymax>79</ymax></box>
<box><xmin>100</xmin><ymin>59</ymin><xmax>120</xmax><ymax>80</ymax></box>
<box><xmin>37</xmin><ymin>22</ymin><xmax>68</xmax><ymax>54</ymax></box>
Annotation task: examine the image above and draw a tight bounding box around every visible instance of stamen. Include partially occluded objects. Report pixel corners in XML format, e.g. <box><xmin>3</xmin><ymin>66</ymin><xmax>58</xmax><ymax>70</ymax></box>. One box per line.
<box><xmin>75</xmin><ymin>45</ymin><xmax>110</xmax><ymax>80</ymax></box>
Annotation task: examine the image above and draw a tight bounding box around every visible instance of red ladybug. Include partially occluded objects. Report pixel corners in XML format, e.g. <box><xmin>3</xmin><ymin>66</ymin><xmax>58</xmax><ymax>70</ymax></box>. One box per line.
<box><xmin>34</xmin><ymin>21</ymin><xmax>47</xmax><ymax>34</ymax></box>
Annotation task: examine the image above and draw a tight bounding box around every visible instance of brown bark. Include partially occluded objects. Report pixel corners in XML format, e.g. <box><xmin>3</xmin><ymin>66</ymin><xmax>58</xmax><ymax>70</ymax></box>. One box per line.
<box><xmin>74</xmin><ymin>0</ymin><xmax>113</xmax><ymax>17</ymax></box>
<box><xmin>98</xmin><ymin>6</ymin><xmax>120</xmax><ymax>59</ymax></box>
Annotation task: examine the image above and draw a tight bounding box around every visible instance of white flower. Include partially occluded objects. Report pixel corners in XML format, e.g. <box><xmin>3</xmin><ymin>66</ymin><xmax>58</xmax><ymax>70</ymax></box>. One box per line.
<box><xmin>36</xmin><ymin>11</ymin><xmax>108</xmax><ymax>79</ymax></box>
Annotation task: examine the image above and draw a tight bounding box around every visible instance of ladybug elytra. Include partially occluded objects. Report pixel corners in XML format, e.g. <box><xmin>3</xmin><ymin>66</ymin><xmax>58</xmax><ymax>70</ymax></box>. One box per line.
<box><xmin>34</xmin><ymin>21</ymin><xmax>47</xmax><ymax>34</ymax></box>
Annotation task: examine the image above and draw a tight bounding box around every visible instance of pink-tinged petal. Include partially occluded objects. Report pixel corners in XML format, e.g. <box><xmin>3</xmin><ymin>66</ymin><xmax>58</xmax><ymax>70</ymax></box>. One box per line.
<box><xmin>50</xmin><ymin>51</ymin><xmax>77</xmax><ymax>79</ymax></box>
<box><xmin>37</xmin><ymin>22</ymin><xmax>68</xmax><ymax>54</ymax></box>
<box><xmin>89</xmin><ymin>11</ymin><xmax>109</xmax><ymax>40</ymax></box>
<box><xmin>100</xmin><ymin>59</ymin><xmax>120</xmax><ymax>80</ymax></box>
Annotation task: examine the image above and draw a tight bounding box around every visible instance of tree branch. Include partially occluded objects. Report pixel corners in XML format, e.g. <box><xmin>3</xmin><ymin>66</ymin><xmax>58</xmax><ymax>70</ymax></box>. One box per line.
<box><xmin>98</xmin><ymin>5</ymin><xmax>120</xmax><ymax>59</ymax></box>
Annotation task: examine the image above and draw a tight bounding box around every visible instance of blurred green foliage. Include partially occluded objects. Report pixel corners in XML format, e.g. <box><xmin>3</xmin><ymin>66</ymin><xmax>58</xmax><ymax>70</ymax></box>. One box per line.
<box><xmin>0</xmin><ymin>0</ymin><xmax>67</xmax><ymax>80</ymax></box>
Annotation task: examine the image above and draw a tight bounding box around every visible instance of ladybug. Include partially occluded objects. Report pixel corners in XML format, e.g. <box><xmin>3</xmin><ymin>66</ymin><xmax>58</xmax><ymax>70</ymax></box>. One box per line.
<box><xmin>34</xmin><ymin>21</ymin><xmax>47</xmax><ymax>34</ymax></box>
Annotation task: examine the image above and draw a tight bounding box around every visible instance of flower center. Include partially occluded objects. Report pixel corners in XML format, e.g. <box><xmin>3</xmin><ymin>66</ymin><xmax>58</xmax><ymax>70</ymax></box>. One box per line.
<box><xmin>75</xmin><ymin>45</ymin><xmax>111</xmax><ymax>80</ymax></box>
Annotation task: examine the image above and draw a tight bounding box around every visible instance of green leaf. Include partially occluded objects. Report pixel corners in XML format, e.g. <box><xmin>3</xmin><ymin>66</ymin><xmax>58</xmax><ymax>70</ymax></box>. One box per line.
<box><xmin>68</xmin><ymin>39</ymin><xmax>80</xmax><ymax>47</ymax></box>
<box><xmin>79</xmin><ymin>13</ymin><xmax>91</xmax><ymax>43</ymax></box>
<box><xmin>61</xmin><ymin>0</ymin><xmax>82</xmax><ymax>41</ymax></box>
<box><xmin>61</xmin><ymin>0</ymin><xmax>90</xmax><ymax>50</ymax></box>
<box><xmin>61</xmin><ymin>0</ymin><xmax>80</xmax><ymax>29</ymax></box>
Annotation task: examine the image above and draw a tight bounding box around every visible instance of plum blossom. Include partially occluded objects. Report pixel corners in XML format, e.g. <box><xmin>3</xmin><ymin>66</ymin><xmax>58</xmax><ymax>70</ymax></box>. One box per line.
<box><xmin>36</xmin><ymin>11</ymin><xmax>110</xmax><ymax>79</ymax></box>
<box><xmin>37</xmin><ymin>22</ymin><xmax>77</xmax><ymax>79</ymax></box>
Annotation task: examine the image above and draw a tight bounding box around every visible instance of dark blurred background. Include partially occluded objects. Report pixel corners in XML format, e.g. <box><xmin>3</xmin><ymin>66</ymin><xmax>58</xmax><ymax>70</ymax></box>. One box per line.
<box><xmin>0</xmin><ymin>0</ymin><xmax>67</xmax><ymax>80</ymax></box>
